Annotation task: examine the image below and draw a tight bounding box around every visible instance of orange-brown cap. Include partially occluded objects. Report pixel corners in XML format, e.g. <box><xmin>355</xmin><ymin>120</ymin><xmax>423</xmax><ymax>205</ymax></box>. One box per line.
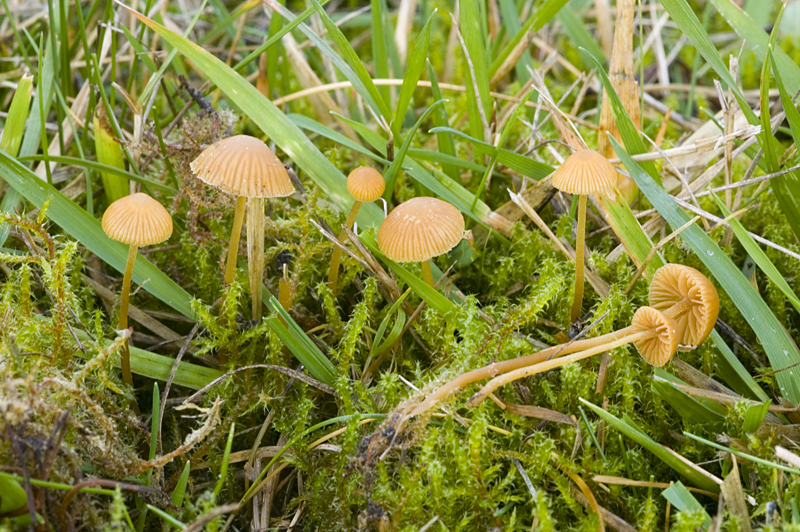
<box><xmin>649</xmin><ymin>264</ymin><xmax>720</xmax><ymax>351</ymax></box>
<box><xmin>550</xmin><ymin>149</ymin><xmax>617</xmax><ymax>195</ymax></box>
<box><xmin>630</xmin><ymin>306</ymin><xmax>680</xmax><ymax>367</ymax></box>
<box><xmin>102</xmin><ymin>193</ymin><xmax>173</xmax><ymax>246</ymax></box>
<box><xmin>347</xmin><ymin>166</ymin><xmax>385</xmax><ymax>202</ymax></box>
<box><xmin>378</xmin><ymin>197</ymin><xmax>465</xmax><ymax>262</ymax></box>
<box><xmin>190</xmin><ymin>135</ymin><xmax>294</xmax><ymax>198</ymax></box>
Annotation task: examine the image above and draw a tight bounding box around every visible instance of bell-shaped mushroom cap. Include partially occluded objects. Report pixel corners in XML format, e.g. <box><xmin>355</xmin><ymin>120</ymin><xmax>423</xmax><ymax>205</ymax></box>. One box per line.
<box><xmin>550</xmin><ymin>149</ymin><xmax>617</xmax><ymax>195</ymax></box>
<box><xmin>347</xmin><ymin>167</ymin><xmax>385</xmax><ymax>203</ymax></box>
<box><xmin>190</xmin><ymin>135</ymin><xmax>294</xmax><ymax>198</ymax></box>
<box><xmin>378</xmin><ymin>197</ymin><xmax>465</xmax><ymax>263</ymax></box>
<box><xmin>630</xmin><ymin>306</ymin><xmax>680</xmax><ymax>367</ymax></box>
<box><xmin>102</xmin><ymin>193</ymin><xmax>173</xmax><ymax>246</ymax></box>
<box><xmin>649</xmin><ymin>264</ymin><xmax>720</xmax><ymax>350</ymax></box>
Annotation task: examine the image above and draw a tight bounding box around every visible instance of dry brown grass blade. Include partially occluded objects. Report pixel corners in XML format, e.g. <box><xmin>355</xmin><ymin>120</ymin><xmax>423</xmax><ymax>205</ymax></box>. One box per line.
<box><xmin>720</xmin><ymin>456</ymin><xmax>751</xmax><ymax>532</ymax></box>
<box><xmin>593</xmin><ymin>476</ymin><xmax>720</xmax><ymax>499</ymax></box>
<box><xmin>596</xmin><ymin>0</ymin><xmax>640</xmax><ymax>202</ymax></box>
<box><xmin>394</xmin><ymin>0</ymin><xmax>418</xmax><ymax>63</ymax></box>
<box><xmin>500</xmin><ymin>401</ymin><xmax>577</xmax><ymax>425</ymax></box>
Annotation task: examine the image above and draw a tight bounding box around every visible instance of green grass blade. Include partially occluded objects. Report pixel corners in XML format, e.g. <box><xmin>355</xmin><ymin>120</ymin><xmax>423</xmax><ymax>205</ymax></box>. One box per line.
<box><xmin>384</xmin><ymin>99</ymin><xmax>446</xmax><ymax>199</ymax></box>
<box><xmin>714</xmin><ymin>195</ymin><xmax>800</xmax><ymax>314</ymax></box>
<box><xmin>124</xmin><ymin>7</ymin><xmax>384</xmax><ymax>229</ymax></box>
<box><xmin>661</xmin><ymin>483</ymin><xmax>711</xmax><ymax>527</ymax></box>
<box><xmin>496</xmin><ymin>0</ymin><xmax>534</xmax><ymax>80</ymax></box>
<box><xmin>171</xmin><ymin>461</ymin><xmax>191</xmax><ymax>507</ymax></box>
<box><xmin>310</xmin><ymin>0</ymin><xmax>392</xmax><ymax>121</ymax></box>
<box><xmin>394</xmin><ymin>11</ymin><xmax>435</xmax><ymax>132</ymax></box>
<box><xmin>460</xmin><ymin>0</ymin><xmax>492</xmax><ymax>151</ymax></box>
<box><xmin>770</xmin><ymin>48</ymin><xmax>800</xmax><ymax>150</ymax></box>
<box><xmin>558</xmin><ymin>7</ymin><xmax>606</xmax><ymax>64</ymax></box>
<box><xmin>580</xmin><ymin>399</ymin><xmax>720</xmax><ymax>493</ymax></box>
<box><xmin>613</xmin><ymin>137</ymin><xmax>800</xmax><ymax>405</ymax></box>
<box><xmin>214</xmin><ymin>423</ymin><xmax>235</xmax><ymax>497</ymax></box>
<box><xmin>146</xmin><ymin>505</ymin><xmax>185</xmax><ymax>529</ymax></box>
<box><xmin>0</xmin><ymin>74</ymin><xmax>34</xmax><ymax>158</ymax></box>
<box><xmin>742</xmin><ymin>401</ymin><xmax>770</xmax><ymax>433</ymax></box>
<box><xmin>0</xmin><ymin>149</ymin><xmax>195</xmax><ymax>318</ymax></box>
<box><xmin>371</xmin><ymin>0</ymin><xmax>390</xmax><ymax>105</ymax></box>
<box><xmin>149</xmin><ymin>383</ymin><xmax>160</xmax><ymax>460</ymax></box>
<box><xmin>427</xmin><ymin>60</ymin><xmax>459</xmax><ymax>182</ymax></box>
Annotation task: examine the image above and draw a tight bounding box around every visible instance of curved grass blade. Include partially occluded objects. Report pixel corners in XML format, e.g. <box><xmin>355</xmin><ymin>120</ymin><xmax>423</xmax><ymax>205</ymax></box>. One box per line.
<box><xmin>394</xmin><ymin>11</ymin><xmax>436</xmax><ymax>132</ymax></box>
<box><xmin>613</xmin><ymin>137</ymin><xmax>800</xmax><ymax>405</ymax></box>
<box><xmin>0</xmin><ymin>149</ymin><xmax>195</xmax><ymax>318</ymax></box>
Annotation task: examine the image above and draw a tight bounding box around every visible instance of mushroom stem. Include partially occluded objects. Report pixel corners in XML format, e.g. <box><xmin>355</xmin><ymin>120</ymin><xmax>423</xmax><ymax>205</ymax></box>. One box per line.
<box><xmin>247</xmin><ymin>197</ymin><xmax>265</xmax><ymax>321</ymax></box>
<box><xmin>421</xmin><ymin>260</ymin><xmax>434</xmax><ymax>288</ymax></box>
<box><xmin>118</xmin><ymin>244</ymin><xmax>138</xmax><ymax>386</ymax></box>
<box><xmin>327</xmin><ymin>201</ymin><xmax>362</xmax><ymax>292</ymax></box>
<box><xmin>570</xmin><ymin>194</ymin><xmax>588</xmax><ymax>323</ymax></box>
<box><xmin>224</xmin><ymin>196</ymin><xmax>247</xmax><ymax>285</ymax></box>
<box><xmin>466</xmin><ymin>330</ymin><xmax>652</xmax><ymax>407</ymax></box>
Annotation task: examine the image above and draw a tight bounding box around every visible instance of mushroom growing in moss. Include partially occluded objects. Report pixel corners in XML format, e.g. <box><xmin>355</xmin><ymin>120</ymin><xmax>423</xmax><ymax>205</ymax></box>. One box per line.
<box><xmin>466</xmin><ymin>306</ymin><xmax>679</xmax><ymax>406</ymax></box>
<box><xmin>550</xmin><ymin>149</ymin><xmax>617</xmax><ymax>323</ymax></box>
<box><xmin>102</xmin><ymin>193</ymin><xmax>173</xmax><ymax>386</ymax></box>
<box><xmin>377</xmin><ymin>197</ymin><xmax>465</xmax><ymax>288</ymax></box>
<box><xmin>191</xmin><ymin>135</ymin><xmax>294</xmax><ymax>320</ymax></box>
<box><xmin>328</xmin><ymin>166</ymin><xmax>385</xmax><ymax>292</ymax></box>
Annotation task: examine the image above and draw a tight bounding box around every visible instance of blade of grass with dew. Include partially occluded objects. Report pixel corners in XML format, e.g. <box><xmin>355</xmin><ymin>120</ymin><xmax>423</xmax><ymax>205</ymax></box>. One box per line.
<box><xmin>580</xmin><ymin>398</ymin><xmax>721</xmax><ymax>493</ymax></box>
<box><xmin>70</xmin><ymin>330</ymin><xmax>221</xmax><ymax>389</ymax></box>
<box><xmin>0</xmin><ymin>149</ymin><xmax>196</xmax><ymax>318</ymax></box>
<box><xmin>264</xmin><ymin>293</ymin><xmax>337</xmax><ymax>385</ymax></box>
<box><xmin>710</xmin><ymin>0</ymin><xmax>800</xmax><ymax>91</ymax></box>
<box><xmin>714</xmin><ymin>195</ymin><xmax>800</xmax><ymax>314</ymax></box>
<box><xmin>488</xmin><ymin>0</ymin><xmax>569</xmax><ymax>77</ymax></box>
<box><xmin>394</xmin><ymin>11</ymin><xmax>436</xmax><ymax>132</ymax></box>
<box><xmin>427</xmin><ymin>60</ymin><xmax>460</xmax><ymax>182</ymax></box>
<box><xmin>742</xmin><ymin>401</ymin><xmax>770</xmax><ymax>433</ymax></box>
<box><xmin>662</xmin><ymin>483</ymin><xmax>712</xmax><ymax>527</ymax></box>
<box><xmin>123</xmin><ymin>6</ymin><xmax>384</xmax><ymax>230</ymax></box>
<box><xmin>614</xmin><ymin>137</ymin><xmax>800</xmax><ymax>405</ymax></box>
<box><xmin>309</xmin><ymin>0</ymin><xmax>392</xmax><ymax>122</ymax></box>
<box><xmin>384</xmin><ymin>99</ymin><xmax>447</xmax><ymax>199</ymax></box>
<box><xmin>17</xmin><ymin>155</ymin><xmax>177</xmax><ymax>194</ymax></box>
<box><xmin>171</xmin><ymin>461</ymin><xmax>191</xmax><ymax>508</ymax></box>
<box><xmin>359</xmin><ymin>233</ymin><xmax>457</xmax><ymax>315</ymax></box>
<box><xmin>460</xmin><ymin>0</ymin><xmax>492</xmax><ymax>151</ymax></box>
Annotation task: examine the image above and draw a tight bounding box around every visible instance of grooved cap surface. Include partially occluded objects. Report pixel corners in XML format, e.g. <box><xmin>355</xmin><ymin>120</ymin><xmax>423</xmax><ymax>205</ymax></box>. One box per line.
<box><xmin>190</xmin><ymin>135</ymin><xmax>294</xmax><ymax>198</ymax></box>
<box><xmin>347</xmin><ymin>166</ymin><xmax>385</xmax><ymax>202</ymax></box>
<box><xmin>378</xmin><ymin>197</ymin><xmax>465</xmax><ymax>262</ymax></box>
<box><xmin>630</xmin><ymin>306</ymin><xmax>680</xmax><ymax>367</ymax></box>
<box><xmin>550</xmin><ymin>149</ymin><xmax>617</xmax><ymax>195</ymax></box>
<box><xmin>102</xmin><ymin>193</ymin><xmax>173</xmax><ymax>246</ymax></box>
<box><xmin>649</xmin><ymin>264</ymin><xmax>720</xmax><ymax>351</ymax></box>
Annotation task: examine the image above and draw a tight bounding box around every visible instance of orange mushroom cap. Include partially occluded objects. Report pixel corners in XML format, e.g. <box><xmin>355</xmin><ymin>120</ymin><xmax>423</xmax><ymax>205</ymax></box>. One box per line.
<box><xmin>630</xmin><ymin>306</ymin><xmax>680</xmax><ymax>367</ymax></box>
<box><xmin>102</xmin><ymin>193</ymin><xmax>173</xmax><ymax>246</ymax></box>
<box><xmin>550</xmin><ymin>149</ymin><xmax>617</xmax><ymax>195</ymax></box>
<box><xmin>347</xmin><ymin>166</ymin><xmax>385</xmax><ymax>202</ymax></box>
<box><xmin>378</xmin><ymin>197</ymin><xmax>465</xmax><ymax>263</ymax></box>
<box><xmin>649</xmin><ymin>264</ymin><xmax>720</xmax><ymax>351</ymax></box>
<box><xmin>190</xmin><ymin>135</ymin><xmax>294</xmax><ymax>198</ymax></box>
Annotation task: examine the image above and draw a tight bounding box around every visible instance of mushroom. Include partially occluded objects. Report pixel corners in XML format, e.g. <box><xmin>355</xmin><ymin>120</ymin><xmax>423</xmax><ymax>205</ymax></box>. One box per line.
<box><xmin>550</xmin><ymin>149</ymin><xmax>617</xmax><ymax>323</ymax></box>
<box><xmin>465</xmin><ymin>306</ymin><xmax>679</xmax><ymax>407</ymax></box>
<box><xmin>102</xmin><ymin>193</ymin><xmax>173</xmax><ymax>386</ymax></box>
<box><xmin>191</xmin><ymin>135</ymin><xmax>294</xmax><ymax>320</ymax></box>
<box><xmin>649</xmin><ymin>264</ymin><xmax>720</xmax><ymax>351</ymax></box>
<box><xmin>377</xmin><ymin>197</ymin><xmax>465</xmax><ymax>288</ymax></box>
<box><xmin>328</xmin><ymin>166</ymin><xmax>385</xmax><ymax>292</ymax></box>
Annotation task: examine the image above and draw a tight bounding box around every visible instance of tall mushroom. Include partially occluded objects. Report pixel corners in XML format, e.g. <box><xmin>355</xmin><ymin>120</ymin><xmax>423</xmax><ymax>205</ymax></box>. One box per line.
<box><xmin>378</xmin><ymin>197</ymin><xmax>465</xmax><ymax>288</ymax></box>
<box><xmin>191</xmin><ymin>135</ymin><xmax>294</xmax><ymax>320</ymax></box>
<box><xmin>466</xmin><ymin>306</ymin><xmax>679</xmax><ymax>406</ymax></box>
<box><xmin>550</xmin><ymin>149</ymin><xmax>617</xmax><ymax>323</ymax></box>
<box><xmin>649</xmin><ymin>264</ymin><xmax>720</xmax><ymax>351</ymax></box>
<box><xmin>102</xmin><ymin>193</ymin><xmax>173</xmax><ymax>386</ymax></box>
<box><xmin>328</xmin><ymin>166</ymin><xmax>385</xmax><ymax>292</ymax></box>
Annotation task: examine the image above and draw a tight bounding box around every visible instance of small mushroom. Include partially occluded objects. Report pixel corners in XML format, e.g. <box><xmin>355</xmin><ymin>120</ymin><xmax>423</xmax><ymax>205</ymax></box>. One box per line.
<box><xmin>466</xmin><ymin>306</ymin><xmax>679</xmax><ymax>407</ymax></box>
<box><xmin>328</xmin><ymin>166</ymin><xmax>385</xmax><ymax>292</ymax></box>
<box><xmin>191</xmin><ymin>135</ymin><xmax>294</xmax><ymax>320</ymax></box>
<box><xmin>102</xmin><ymin>193</ymin><xmax>173</xmax><ymax>386</ymax></box>
<box><xmin>550</xmin><ymin>149</ymin><xmax>617</xmax><ymax>323</ymax></box>
<box><xmin>649</xmin><ymin>264</ymin><xmax>720</xmax><ymax>351</ymax></box>
<box><xmin>377</xmin><ymin>197</ymin><xmax>465</xmax><ymax>288</ymax></box>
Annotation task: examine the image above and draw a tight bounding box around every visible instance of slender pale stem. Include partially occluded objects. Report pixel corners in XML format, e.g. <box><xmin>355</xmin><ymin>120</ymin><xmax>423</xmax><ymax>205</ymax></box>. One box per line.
<box><xmin>224</xmin><ymin>196</ymin><xmax>247</xmax><ymax>285</ymax></box>
<box><xmin>422</xmin><ymin>260</ymin><xmax>434</xmax><ymax>288</ymax></box>
<box><xmin>119</xmin><ymin>244</ymin><xmax>138</xmax><ymax>387</ymax></box>
<box><xmin>570</xmin><ymin>194</ymin><xmax>587</xmax><ymax>323</ymax></box>
<box><xmin>466</xmin><ymin>331</ymin><xmax>650</xmax><ymax>407</ymax></box>
<box><xmin>247</xmin><ymin>197</ymin><xmax>265</xmax><ymax>321</ymax></box>
<box><xmin>327</xmin><ymin>201</ymin><xmax>362</xmax><ymax>292</ymax></box>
